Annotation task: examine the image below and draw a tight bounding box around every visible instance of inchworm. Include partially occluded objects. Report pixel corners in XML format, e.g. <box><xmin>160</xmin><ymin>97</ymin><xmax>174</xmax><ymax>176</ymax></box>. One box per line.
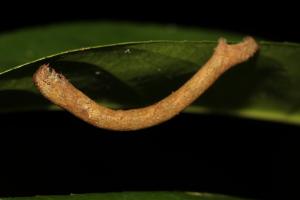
<box><xmin>33</xmin><ymin>37</ymin><xmax>258</xmax><ymax>131</ymax></box>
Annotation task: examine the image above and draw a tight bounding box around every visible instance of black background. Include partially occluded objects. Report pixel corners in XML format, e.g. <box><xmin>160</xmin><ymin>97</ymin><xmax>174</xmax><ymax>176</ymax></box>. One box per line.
<box><xmin>0</xmin><ymin>1</ymin><xmax>299</xmax><ymax>200</ymax></box>
<box><xmin>0</xmin><ymin>2</ymin><xmax>299</xmax><ymax>43</ymax></box>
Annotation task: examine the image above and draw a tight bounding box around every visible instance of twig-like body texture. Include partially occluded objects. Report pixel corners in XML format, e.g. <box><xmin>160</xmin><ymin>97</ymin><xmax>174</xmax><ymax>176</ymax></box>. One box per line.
<box><xmin>33</xmin><ymin>37</ymin><xmax>258</xmax><ymax>131</ymax></box>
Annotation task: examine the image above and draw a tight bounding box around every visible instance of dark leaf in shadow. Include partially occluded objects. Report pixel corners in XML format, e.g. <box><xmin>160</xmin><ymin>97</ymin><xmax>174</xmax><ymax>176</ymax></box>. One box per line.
<box><xmin>196</xmin><ymin>53</ymin><xmax>296</xmax><ymax>112</ymax></box>
<box><xmin>51</xmin><ymin>61</ymin><xmax>145</xmax><ymax>109</ymax></box>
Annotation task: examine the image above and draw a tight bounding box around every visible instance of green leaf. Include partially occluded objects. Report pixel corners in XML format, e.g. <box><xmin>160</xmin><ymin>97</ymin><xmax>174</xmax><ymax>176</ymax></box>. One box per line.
<box><xmin>0</xmin><ymin>22</ymin><xmax>299</xmax><ymax>125</ymax></box>
<box><xmin>1</xmin><ymin>192</ymin><xmax>250</xmax><ymax>200</ymax></box>
<box><xmin>0</xmin><ymin>21</ymin><xmax>243</xmax><ymax>71</ymax></box>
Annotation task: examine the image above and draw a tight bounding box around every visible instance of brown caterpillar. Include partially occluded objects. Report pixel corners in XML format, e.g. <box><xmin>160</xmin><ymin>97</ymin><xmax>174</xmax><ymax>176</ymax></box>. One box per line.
<box><xmin>33</xmin><ymin>37</ymin><xmax>258</xmax><ymax>131</ymax></box>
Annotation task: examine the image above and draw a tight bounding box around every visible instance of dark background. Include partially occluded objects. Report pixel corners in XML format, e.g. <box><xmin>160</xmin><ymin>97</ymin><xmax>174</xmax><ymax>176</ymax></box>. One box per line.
<box><xmin>0</xmin><ymin>2</ymin><xmax>299</xmax><ymax>42</ymax></box>
<box><xmin>0</xmin><ymin>1</ymin><xmax>299</xmax><ymax>200</ymax></box>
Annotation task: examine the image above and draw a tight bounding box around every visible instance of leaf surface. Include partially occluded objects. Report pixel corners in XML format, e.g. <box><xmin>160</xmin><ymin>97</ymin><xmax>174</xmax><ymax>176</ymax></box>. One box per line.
<box><xmin>1</xmin><ymin>22</ymin><xmax>299</xmax><ymax>125</ymax></box>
